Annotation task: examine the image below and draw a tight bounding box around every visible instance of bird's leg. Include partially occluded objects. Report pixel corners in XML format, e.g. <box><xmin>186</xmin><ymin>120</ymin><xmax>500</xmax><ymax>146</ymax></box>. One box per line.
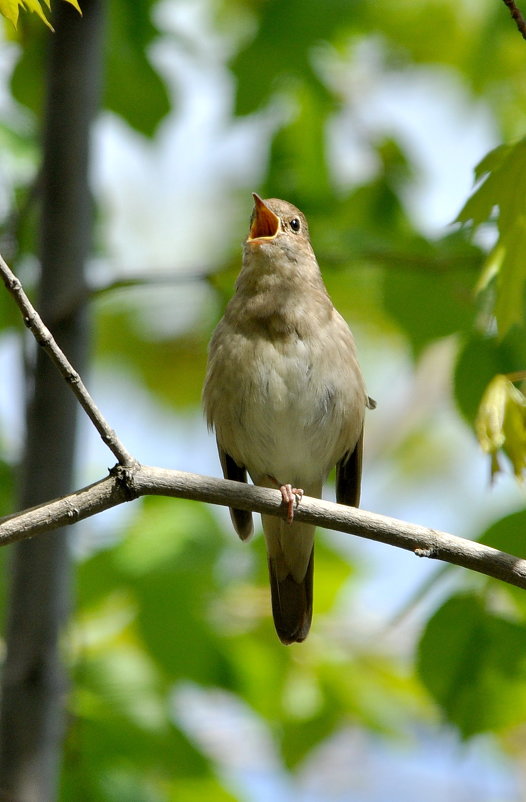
<box><xmin>279</xmin><ymin>483</ymin><xmax>304</xmax><ymax>525</ymax></box>
<box><xmin>265</xmin><ymin>476</ymin><xmax>304</xmax><ymax>523</ymax></box>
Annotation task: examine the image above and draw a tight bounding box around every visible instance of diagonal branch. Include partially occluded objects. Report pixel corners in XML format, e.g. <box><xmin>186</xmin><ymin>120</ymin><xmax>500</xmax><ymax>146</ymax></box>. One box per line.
<box><xmin>0</xmin><ymin>252</ymin><xmax>135</xmax><ymax>468</ymax></box>
<box><xmin>501</xmin><ymin>0</ymin><xmax>526</xmax><ymax>39</ymax></box>
<box><xmin>1</xmin><ymin>464</ymin><xmax>526</xmax><ymax>592</ymax></box>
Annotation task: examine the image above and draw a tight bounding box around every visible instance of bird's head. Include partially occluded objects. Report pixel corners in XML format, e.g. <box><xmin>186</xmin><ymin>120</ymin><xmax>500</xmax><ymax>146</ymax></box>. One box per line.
<box><xmin>246</xmin><ymin>194</ymin><xmax>311</xmax><ymax>255</ymax></box>
<box><xmin>238</xmin><ymin>193</ymin><xmax>324</xmax><ymax>301</ymax></box>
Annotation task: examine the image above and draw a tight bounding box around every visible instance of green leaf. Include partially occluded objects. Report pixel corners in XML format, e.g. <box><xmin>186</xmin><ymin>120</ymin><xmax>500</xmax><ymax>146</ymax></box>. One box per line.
<box><xmin>280</xmin><ymin>706</ymin><xmax>338</xmax><ymax>767</ymax></box>
<box><xmin>263</xmin><ymin>84</ymin><xmax>333</xmax><ymax>206</ymax></box>
<box><xmin>457</xmin><ymin>139</ymin><xmax>526</xmax><ymax>336</ymax></box>
<box><xmin>473</xmin><ymin>144</ymin><xmax>511</xmax><ymax>184</ymax></box>
<box><xmin>230</xmin><ymin>0</ymin><xmax>357</xmax><ymax>115</ymax></box>
<box><xmin>478</xmin><ymin>510</ymin><xmax>526</xmax><ymax>615</ymax></box>
<box><xmin>314</xmin><ymin>537</ymin><xmax>354</xmax><ymax>613</ymax></box>
<box><xmin>9</xmin><ymin>22</ymin><xmax>47</xmax><ymax>117</ymax></box>
<box><xmin>63</xmin><ymin>676</ymin><xmax>211</xmax><ymax>799</ymax></box>
<box><xmin>69</xmin><ymin>498</ymin><xmax>239</xmax><ymax>797</ymax></box>
<box><xmin>480</xmin><ymin>509</ymin><xmax>526</xmax><ymax>557</ymax></box>
<box><xmin>169</xmin><ymin>779</ymin><xmax>238</xmax><ymax>802</ymax></box>
<box><xmin>383</xmin><ymin>261</ymin><xmax>475</xmax><ymax>355</ymax></box>
<box><xmin>0</xmin><ymin>0</ymin><xmax>22</xmax><ymax>27</ymax></box>
<box><xmin>454</xmin><ymin>329</ymin><xmax>526</xmax><ymax>424</ymax></box>
<box><xmin>0</xmin><ymin>292</ymin><xmax>20</xmax><ymax>333</ymax></box>
<box><xmin>103</xmin><ymin>0</ymin><xmax>171</xmax><ymax>137</ymax></box>
<box><xmin>94</xmin><ymin>298</ymin><xmax>209</xmax><ymax>408</ymax></box>
<box><xmin>115</xmin><ymin>499</ymin><xmax>234</xmax><ymax>684</ymax></box>
<box><xmin>475</xmin><ymin>373</ymin><xmax>526</xmax><ymax>479</ymax></box>
<box><xmin>9</xmin><ymin>0</ymin><xmax>170</xmax><ymax>136</ymax></box>
<box><xmin>494</xmin><ymin>217</ymin><xmax>526</xmax><ymax>334</ymax></box>
<box><xmin>0</xmin><ymin>457</ymin><xmax>15</xmax><ymax>519</ymax></box>
<box><xmin>0</xmin><ymin>0</ymin><xmax>80</xmax><ymax>30</ymax></box>
<box><xmin>418</xmin><ymin>593</ymin><xmax>526</xmax><ymax>737</ymax></box>
<box><xmin>456</xmin><ymin>144</ymin><xmax>512</xmax><ymax>228</ymax></box>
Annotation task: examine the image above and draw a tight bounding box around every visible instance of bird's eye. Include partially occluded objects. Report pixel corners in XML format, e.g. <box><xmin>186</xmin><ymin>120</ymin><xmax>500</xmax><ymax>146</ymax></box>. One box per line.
<box><xmin>290</xmin><ymin>217</ymin><xmax>301</xmax><ymax>232</ymax></box>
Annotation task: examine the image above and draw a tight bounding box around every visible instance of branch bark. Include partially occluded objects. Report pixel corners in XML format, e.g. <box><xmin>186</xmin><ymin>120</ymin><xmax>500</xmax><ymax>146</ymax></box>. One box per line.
<box><xmin>1</xmin><ymin>465</ymin><xmax>526</xmax><ymax>591</ymax></box>
<box><xmin>501</xmin><ymin>0</ymin><xmax>526</xmax><ymax>40</ymax></box>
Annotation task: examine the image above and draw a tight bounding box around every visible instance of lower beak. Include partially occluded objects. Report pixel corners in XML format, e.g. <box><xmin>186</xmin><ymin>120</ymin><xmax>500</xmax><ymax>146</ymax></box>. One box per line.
<box><xmin>247</xmin><ymin>193</ymin><xmax>280</xmax><ymax>241</ymax></box>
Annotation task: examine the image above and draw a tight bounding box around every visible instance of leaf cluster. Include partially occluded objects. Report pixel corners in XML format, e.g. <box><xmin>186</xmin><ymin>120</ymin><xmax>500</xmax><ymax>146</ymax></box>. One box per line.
<box><xmin>0</xmin><ymin>0</ymin><xmax>80</xmax><ymax>31</ymax></box>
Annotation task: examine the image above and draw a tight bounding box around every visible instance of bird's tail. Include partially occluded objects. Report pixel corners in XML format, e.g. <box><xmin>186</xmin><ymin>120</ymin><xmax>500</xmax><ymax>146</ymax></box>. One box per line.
<box><xmin>262</xmin><ymin>514</ymin><xmax>315</xmax><ymax>644</ymax></box>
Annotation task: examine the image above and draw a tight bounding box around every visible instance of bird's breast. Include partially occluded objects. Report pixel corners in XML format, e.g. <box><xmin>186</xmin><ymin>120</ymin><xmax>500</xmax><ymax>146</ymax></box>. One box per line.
<box><xmin>208</xmin><ymin>321</ymin><xmax>364</xmax><ymax>488</ymax></box>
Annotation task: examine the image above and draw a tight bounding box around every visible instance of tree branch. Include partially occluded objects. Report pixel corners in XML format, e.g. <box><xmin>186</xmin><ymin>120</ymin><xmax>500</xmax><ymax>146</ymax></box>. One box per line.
<box><xmin>1</xmin><ymin>464</ymin><xmax>526</xmax><ymax>591</ymax></box>
<box><xmin>501</xmin><ymin>0</ymin><xmax>526</xmax><ymax>40</ymax></box>
<box><xmin>2</xmin><ymin>252</ymin><xmax>526</xmax><ymax>597</ymax></box>
<box><xmin>0</xmin><ymin>252</ymin><xmax>135</xmax><ymax>468</ymax></box>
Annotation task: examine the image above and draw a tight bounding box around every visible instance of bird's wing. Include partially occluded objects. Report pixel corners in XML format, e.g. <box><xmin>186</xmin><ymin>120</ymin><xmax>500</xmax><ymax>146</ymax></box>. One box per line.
<box><xmin>335</xmin><ymin>427</ymin><xmax>363</xmax><ymax>508</ymax></box>
<box><xmin>218</xmin><ymin>443</ymin><xmax>254</xmax><ymax>540</ymax></box>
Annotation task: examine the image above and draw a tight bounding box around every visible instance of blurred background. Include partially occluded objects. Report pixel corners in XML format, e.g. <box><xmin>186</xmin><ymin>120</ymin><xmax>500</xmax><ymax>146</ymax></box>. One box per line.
<box><xmin>1</xmin><ymin>0</ymin><xmax>526</xmax><ymax>799</ymax></box>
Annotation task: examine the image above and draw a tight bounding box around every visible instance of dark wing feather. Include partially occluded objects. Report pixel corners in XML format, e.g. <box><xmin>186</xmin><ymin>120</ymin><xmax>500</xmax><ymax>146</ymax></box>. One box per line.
<box><xmin>218</xmin><ymin>443</ymin><xmax>254</xmax><ymax>540</ymax></box>
<box><xmin>336</xmin><ymin>428</ymin><xmax>363</xmax><ymax>508</ymax></box>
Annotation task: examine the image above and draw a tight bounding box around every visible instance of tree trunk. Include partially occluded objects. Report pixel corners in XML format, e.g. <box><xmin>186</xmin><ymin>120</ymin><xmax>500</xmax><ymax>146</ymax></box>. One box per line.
<box><xmin>0</xmin><ymin>2</ymin><xmax>105</xmax><ymax>799</ymax></box>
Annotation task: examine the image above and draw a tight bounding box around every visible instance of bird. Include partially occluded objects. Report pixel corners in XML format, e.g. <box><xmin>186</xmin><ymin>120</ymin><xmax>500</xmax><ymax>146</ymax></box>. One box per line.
<box><xmin>203</xmin><ymin>193</ymin><xmax>374</xmax><ymax>644</ymax></box>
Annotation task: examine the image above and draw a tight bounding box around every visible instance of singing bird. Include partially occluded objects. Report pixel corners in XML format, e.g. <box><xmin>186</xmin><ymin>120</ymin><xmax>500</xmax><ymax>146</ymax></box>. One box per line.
<box><xmin>203</xmin><ymin>194</ymin><xmax>373</xmax><ymax>644</ymax></box>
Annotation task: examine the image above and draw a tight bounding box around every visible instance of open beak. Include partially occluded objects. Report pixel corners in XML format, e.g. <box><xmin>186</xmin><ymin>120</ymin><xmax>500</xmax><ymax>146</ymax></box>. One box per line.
<box><xmin>247</xmin><ymin>193</ymin><xmax>280</xmax><ymax>241</ymax></box>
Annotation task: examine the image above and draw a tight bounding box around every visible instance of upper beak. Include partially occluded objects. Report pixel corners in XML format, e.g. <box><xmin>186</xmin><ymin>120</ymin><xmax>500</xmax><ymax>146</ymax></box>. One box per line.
<box><xmin>247</xmin><ymin>193</ymin><xmax>280</xmax><ymax>241</ymax></box>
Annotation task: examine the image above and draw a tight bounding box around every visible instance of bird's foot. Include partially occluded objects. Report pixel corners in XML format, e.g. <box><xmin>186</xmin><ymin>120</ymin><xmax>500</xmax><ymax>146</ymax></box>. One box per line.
<box><xmin>280</xmin><ymin>484</ymin><xmax>304</xmax><ymax>525</ymax></box>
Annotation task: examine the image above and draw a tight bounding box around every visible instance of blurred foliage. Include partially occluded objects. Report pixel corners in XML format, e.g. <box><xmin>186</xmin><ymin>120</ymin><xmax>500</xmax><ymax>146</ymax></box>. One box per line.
<box><xmin>103</xmin><ymin>0</ymin><xmax>171</xmax><ymax>137</ymax></box>
<box><xmin>8</xmin><ymin>0</ymin><xmax>169</xmax><ymax>137</ymax></box>
<box><xmin>457</xmin><ymin>140</ymin><xmax>526</xmax><ymax>336</ymax></box>
<box><xmin>418</xmin><ymin>593</ymin><xmax>526</xmax><ymax>737</ymax></box>
<box><xmin>456</xmin><ymin>139</ymin><xmax>526</xmax><ymax>477</ymax></box>
<box><xmin>0</xmin><ymin>458</ymin><xmax>14</xmax><ymax>519</ymax></box>
<box><xmin>1</xmin><ymin>0</ymin><xmax>526</xmax><ymax>799</ymax></box>
<box><xmin>64</xmin><ymin>497</ymin><xmax>425</xmax><ymax>797</ymax></box>
<box><xmin>454</xmin><ymin>328</ymin><xmax>526</xmax><ymax>425</ymax></box>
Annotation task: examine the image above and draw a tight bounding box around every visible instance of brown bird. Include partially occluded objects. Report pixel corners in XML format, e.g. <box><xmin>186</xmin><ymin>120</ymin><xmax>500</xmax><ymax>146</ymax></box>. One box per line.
<box><xmin>203</xmin><ymin>194</ymin><xmax>373</xmax><ymax>644</ymax></box>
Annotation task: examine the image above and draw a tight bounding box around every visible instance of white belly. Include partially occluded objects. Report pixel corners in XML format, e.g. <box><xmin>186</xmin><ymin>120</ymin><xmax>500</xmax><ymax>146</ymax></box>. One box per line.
<box><xmin>212</xmin><ymin>332</ymin><xmax>363</xmax><ymax>489</ymax></box>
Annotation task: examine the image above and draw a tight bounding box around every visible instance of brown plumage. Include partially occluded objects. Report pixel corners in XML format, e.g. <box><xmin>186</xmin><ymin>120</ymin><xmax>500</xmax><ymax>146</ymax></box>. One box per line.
<box><xmin>203</xmin><ymin>194</ymin><xmax>373</xmax><ymax>644</ymax></box>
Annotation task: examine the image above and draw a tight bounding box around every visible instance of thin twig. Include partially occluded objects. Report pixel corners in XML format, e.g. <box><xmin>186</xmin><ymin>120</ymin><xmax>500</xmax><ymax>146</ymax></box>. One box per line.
<box><xmin>506</xmin><ymin>370</ymin><xmax>526</xmax><ymax>383</ymax></box>
<box><xmin>0</xmin><ymin>252</ymin><xmax>136</xmax><ymax>467</ymax></box>
<box><xmin>91</xmin><ymin>269</ymin><xmax>213</xmax><ymax>299</ymax></box>
<box><xmin>501</xmin><ymin>0</ymin><xmax>526</xmax><ymax>40</ymax></box>
<box><xmin>1</xmin><ymin>465</ymin><xmax>526</xmax><ymax>591</ymax></box>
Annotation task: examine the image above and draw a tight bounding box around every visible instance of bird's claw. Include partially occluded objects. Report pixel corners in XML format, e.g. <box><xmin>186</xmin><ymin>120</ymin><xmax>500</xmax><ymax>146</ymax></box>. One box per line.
<box><xmin>280</xmin><ymin>484</ymin><xmax>303</xmax><ymax>524</ymax></box>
